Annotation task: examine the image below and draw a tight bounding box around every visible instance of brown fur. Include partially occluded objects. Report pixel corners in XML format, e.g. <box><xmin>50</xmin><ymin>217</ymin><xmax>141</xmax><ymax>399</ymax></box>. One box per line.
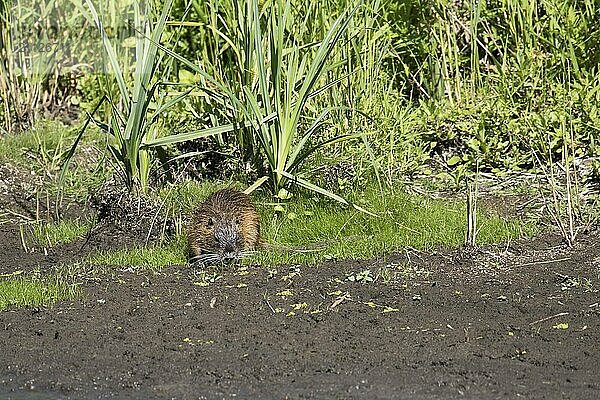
<box><xmin>187</xmin><ymin>189</ymin><xmax>261</xmax><ymax>264</ymax></box>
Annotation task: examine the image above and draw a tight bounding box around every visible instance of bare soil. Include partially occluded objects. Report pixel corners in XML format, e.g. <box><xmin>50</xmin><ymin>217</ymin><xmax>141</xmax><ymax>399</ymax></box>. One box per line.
<box><xmin>1</xmin><ymin>214</ymin><xmax>599</xmax><ymax>399</ymax></box>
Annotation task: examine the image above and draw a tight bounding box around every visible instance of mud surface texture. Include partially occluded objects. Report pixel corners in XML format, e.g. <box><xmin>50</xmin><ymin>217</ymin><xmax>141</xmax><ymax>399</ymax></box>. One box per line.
<box><xmin>1</xmin><ymin>219</ymin><xmax>599</xmax><ymax>400</ymax></box>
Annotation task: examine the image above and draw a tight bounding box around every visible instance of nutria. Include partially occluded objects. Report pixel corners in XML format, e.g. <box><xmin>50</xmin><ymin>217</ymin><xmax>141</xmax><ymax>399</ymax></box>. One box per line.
<box><xmin>187</xmin><ymin>188</ymin><xmax>362</xmax><ymax>266</ymax></box>
<box><xmin>187</xmin><ymin>188</ymin><xmax>261</xmax><ymax>265</ymax></box>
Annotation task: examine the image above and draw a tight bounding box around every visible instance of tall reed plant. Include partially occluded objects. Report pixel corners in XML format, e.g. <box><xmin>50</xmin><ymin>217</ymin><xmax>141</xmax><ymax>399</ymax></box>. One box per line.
<box><xmin>146</xmin><ymin>0</ymin><xmax>363</xmax><ymax>204</ymax></box>
<box><xmin>63</xmin><ymin>0</ymin><xmax>192</xmax><ymax>194</ymax></box>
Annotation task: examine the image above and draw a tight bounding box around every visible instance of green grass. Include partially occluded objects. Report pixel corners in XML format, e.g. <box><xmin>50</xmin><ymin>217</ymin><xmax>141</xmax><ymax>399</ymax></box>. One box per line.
<box><xmin>0</xmin><ymin>273</ymin><xmax>80</xmax><ymax>311</ymax></box>
<box><xmin>86</xmin><ymin>236</ymin><xmax>188</xmax><ymax>271</ymax></box>
<box><xmin>85</xmin><ymin>181</ymin><xmax>537</xmax><ymax>269</ymax></box>
<box><xmin>158</xmin><ymin>180</ymin><xmax>239</xmax><ymax>216</ymax></box>
<box><xmin>0</xmin><ymin>120</ymin><xmax>109</xmax><ymax>199</ymax></box>
<box><xmin>0</xmin><ymin>120</ymin><xmax>76</xmax><ymax>166</ymax></box>
<box><xmin>251</xmin><ymin>186</ymin><xmax>537</xmax><ymax>265</ymax></box>
<box><xmin>28</xmin><ymin>218</ymin><xmax>91</xmax><ymax>248</ymax></box>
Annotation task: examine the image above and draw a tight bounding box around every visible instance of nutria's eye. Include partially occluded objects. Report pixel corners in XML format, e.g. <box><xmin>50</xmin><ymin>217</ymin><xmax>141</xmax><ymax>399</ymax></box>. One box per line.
<box><xmin>235</xmin><ymin>217</ymin><xmax>240</xmax><ymax>225</ymax></box>
<box><xmin>207</xmin><ymin>217</ymin><xmax>214</xmax><ymax>228</ymax></box>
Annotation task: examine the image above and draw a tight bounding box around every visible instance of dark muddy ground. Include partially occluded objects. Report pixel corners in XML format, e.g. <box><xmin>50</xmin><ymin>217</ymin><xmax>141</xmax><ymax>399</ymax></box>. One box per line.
<box><xmin>1</xmin><ymin>213</ymin><xmax>599</xmax><ymax>399</ymax></box>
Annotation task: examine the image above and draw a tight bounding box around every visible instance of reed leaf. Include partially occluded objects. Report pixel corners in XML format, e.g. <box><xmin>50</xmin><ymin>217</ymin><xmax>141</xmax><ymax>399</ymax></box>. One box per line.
<box><xmin>63</xmin><ymin>0</ymin><xmax>195</xmax><ymax>194</ymax></box>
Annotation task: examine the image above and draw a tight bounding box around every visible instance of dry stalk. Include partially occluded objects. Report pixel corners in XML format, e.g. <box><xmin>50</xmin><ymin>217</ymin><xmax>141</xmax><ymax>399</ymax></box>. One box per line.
<box><xmin>465</xmin><ymin>178</ymin><xmax>478</xmax><ymax>247</ymax></box>
<box><xmin>532</xmin><ymin>121</ymin><xmax>584</xmax><ymax>247</ymax></box>
<box><xmin>465</xmin><ymin>164</ymin><xmax>479</xmax><ymax>247</ymax></box>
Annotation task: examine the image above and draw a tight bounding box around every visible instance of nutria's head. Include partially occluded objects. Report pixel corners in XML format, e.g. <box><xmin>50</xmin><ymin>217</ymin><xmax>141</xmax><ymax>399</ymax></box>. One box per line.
<box><xmin>187</xmin><ymin>189</ymin><xmax>261</xmax><ymax>265</ymax></box>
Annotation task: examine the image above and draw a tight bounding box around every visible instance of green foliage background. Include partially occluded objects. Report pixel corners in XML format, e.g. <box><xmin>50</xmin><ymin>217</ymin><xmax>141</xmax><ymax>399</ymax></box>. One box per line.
<box><xmin>1</xmin><ymin>0</ymin><xmax>599</xmax><ymax>186</ymax></box>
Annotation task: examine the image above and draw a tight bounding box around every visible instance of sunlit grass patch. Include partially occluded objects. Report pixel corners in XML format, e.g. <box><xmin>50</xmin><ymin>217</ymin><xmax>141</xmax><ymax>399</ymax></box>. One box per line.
<box><xmin>0</xmin><ymin>120</ymin><xmax>109</xmax><ymax>199</ymax></box>
<box><xmin>86</xmin><ymin>236</ymin><xmax>187</xmax><ymax>271</ymax></box>
<box><xmin>27</xmin><ymin>218</ymin><xmax>91</xmax><ymax>247</ymax></box>
<box><xmin>158</xmin><ymin>180</ymin><xmax>238</xmax><ymax>215</ymax></box>
<box><xmin>0</xmin><ymin>120</ymin><xmax>71</xmax><ymax>164</ymax></box>
<box><xmin>0</xmin><ymin>273</ymin><xmax>80</xmax><ymax>311</ymax></box>
<box><xmin>150</xmin><ymin>181</ymin><xmax>538</xmax><ymax>268</ymax></box>
<box><xmin>249</xmin><ymin>187</ymin><xmax>537</xmax><ymax>265</ymax></box>
<box><xmin>79</xmin><ymin>181</ymin><xmax>538</xmax><ymax>270</ymax></box>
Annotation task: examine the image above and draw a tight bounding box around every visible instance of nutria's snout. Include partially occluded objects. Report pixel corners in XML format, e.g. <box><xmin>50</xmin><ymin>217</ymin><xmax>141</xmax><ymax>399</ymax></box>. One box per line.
<box><xmin>187</xmin><ymin>189</ymin><xmax>262</xmax><ymax>266</ymax></box>
<box><xmin>214</xmin><ymin>220</ymin><xmax>244</xmax><ymax>262</ymax></box>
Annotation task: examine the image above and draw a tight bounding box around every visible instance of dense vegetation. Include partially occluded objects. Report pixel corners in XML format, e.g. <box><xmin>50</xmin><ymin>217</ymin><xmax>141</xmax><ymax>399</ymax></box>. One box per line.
<box><xmin>2</xmin><ymin>0</ymin><xmax>598</xmax><ymax>191</ymax></box>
